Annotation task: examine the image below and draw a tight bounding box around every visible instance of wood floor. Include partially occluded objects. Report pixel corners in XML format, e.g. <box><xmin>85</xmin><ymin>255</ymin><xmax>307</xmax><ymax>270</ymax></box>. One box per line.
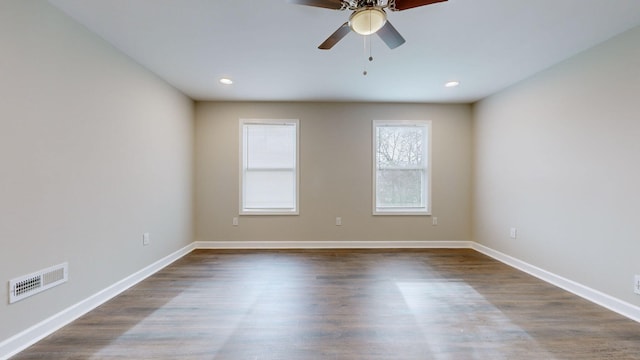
<box><xmin>12</xmin><ymin>249</ymin><xmax>640</xmax><ymax>359</ymax></box>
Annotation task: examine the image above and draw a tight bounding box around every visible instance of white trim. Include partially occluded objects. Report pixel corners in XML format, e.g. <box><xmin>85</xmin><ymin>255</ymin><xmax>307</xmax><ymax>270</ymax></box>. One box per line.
<box><xmin>194</xmin><ymin>240</ymin><xmax>472</xmax><ymax>249</ymax></box>
<box><xmin>0</xmin><ymin>243</ymin><xmax>195</xmax><ymax>360</ymax></box>
<box><xmin>471</xmin><ymin>242</ymin><xmax>640</xmax><ymax>323</ymax></box>
<box><xmin>4</xmin><ymin>240</ymin><xmax>640</xmax><ymax>359</ymax></box>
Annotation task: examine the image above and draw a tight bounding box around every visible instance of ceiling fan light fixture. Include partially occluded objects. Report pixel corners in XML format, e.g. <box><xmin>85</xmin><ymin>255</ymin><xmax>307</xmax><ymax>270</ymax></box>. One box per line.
<box><xmin>349</xmin><ymin>8</ymin><xmax>387</xmax><ymax>35</ymax></box>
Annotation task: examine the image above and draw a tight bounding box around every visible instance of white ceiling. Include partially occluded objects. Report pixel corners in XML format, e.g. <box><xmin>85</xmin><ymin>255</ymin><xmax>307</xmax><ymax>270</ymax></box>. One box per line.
<box><xmin>48</xmin><ymin>0</ymin><xmax>640</xmax><ymax>103</ymax></box>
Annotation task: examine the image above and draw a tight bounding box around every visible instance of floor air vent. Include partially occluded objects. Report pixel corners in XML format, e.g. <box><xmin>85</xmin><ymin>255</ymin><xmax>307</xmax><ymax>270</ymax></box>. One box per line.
<box><xmin>9</xmin><ymin>262</ymin><xmax>68</xmax><ymax>303</ymax></box>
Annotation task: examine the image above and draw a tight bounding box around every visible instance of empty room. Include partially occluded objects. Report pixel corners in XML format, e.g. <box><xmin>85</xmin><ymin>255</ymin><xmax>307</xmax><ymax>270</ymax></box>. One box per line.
<box><xmin>1</xmin><ymin>0</ymin><xmax>640</xmax><ymax>359</ymax></box>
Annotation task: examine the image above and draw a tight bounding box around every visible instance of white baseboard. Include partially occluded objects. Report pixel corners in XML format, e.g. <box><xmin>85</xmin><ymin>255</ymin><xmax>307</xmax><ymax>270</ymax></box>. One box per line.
<box><xmin>194</xmin><ymin>240</ymin><xmax>472</xmax><ymax>249</ymax></box>
<box><xmin>0</xmin><ymin>242</ymin><xmax>195</xmax><ymax>360</ymax></box>
<box><xmin>471</xmin><ymin>242</ymin><xmax>640</xmax><ymax>323</ymax></box>
<box><xmin>3</xmin><ymin>240</ymin><xmax>639</xmax><ymax>359</ymax></box>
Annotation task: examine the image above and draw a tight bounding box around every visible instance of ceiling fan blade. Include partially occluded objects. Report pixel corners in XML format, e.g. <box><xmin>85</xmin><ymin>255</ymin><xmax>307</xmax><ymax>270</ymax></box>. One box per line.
<box><xmin>391</xmin><ymin>0</ymin><xmax>447</xmax><ymax>11</ymax></box>
<box><xmin>318</xmin><ymin>22</ymin><xmax>351</xmax><ymax>49</ymax></box>
<box><xmin>289</xmin><ymin>0</ymin><xmax>345</xmax><ymax>10</ymax></box>
<box><xmin>376</xmin><ymin>21</ymin><xmax>406</xmax><ymax>49</ymax></box>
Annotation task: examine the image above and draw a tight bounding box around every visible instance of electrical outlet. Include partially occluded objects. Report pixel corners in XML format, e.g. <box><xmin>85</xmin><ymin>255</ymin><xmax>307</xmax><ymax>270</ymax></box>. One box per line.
<box><xmin>142</xmin><ymin>232</ymin><xmax>150</xmax><ymax>246</ymax></box>
<box><xmin>336</xmin><ymin>217</ymin><xmax>342</xmax><ymax>226</ymax></box>
<box><xmin>232</xmin><ymin>217</ymin><xmax>238</xmax><ymax>226</ymax></box>
<box><xmin>432</xmin><ymin>217</ymin><xmax>438</xmax><ymax>226</ymax></box>
<box><xmin>634</xmin><ymin>275</ymin><xmax>640</xmax><ymax>295</ymax></box>
<box><xmin>509</xmin><ymin>228</ymin><xmax>517</xmax><ymax>239</ymax></box>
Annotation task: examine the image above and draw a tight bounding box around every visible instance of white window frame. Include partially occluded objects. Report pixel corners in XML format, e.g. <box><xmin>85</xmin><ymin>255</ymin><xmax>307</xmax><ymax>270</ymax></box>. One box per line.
<box><xmin>372</xmin><ymin>120</ymin><xmax>432</xmax><ymax>215</ymax></box>
<box><xmin>239</xmin><ymin>119</ymin><xmax>299</xmax><ymax>215</ymax></box>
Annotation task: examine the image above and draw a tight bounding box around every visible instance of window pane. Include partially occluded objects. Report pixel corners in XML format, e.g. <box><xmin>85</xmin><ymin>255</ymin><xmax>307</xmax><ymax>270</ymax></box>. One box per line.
<box><xmin>376</xmin><ymin>169</ymin><xmax>425</xmax><ymax>208</ymax></box>
<box><xmin>246</xmin><ymin>124</ymin><xmax>295</xmax><ymax>169</ymax></box>
<box><xmin>376</xmin><ymin>126</ymin><xmax>425</xmax><ymax>169</ymax></box>
<box><xmin>244</xmin><ymin>170</ymin><xmax>295</xmax><ymax>209</ymax></box>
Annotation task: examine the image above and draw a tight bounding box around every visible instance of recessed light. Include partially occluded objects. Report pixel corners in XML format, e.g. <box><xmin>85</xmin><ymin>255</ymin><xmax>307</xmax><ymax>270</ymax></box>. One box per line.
<box><xmin>445</xmin><ymin>81</ymin><xmax>460</xmax><ymax>88</ymax></box>
<box><xmin>219</xmin><ymin>78</ymin><xmax>233</xmax><ymax>85</ymax></box>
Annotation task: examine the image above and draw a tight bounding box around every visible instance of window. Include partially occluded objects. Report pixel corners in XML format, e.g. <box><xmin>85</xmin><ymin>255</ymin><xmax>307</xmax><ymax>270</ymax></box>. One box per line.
<box><xmin>240</xmin><ymin>119</ymin><xmax>299</xmax><ymax>215</ymax></box>
<box><xmin>373</xmin><ymin>120</ymin><xmax>431</xmax><ymax>215</ymax></box>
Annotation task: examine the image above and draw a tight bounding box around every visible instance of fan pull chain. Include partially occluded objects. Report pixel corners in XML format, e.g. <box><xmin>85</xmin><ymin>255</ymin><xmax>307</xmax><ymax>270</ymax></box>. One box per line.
<box><xmin>363</xmin><ymin>35</ymin><xmax>374</xmax><ymax>76</ymax></box>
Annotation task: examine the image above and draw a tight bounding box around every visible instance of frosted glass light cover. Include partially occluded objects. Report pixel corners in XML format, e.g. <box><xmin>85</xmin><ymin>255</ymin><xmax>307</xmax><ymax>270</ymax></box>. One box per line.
<box><xmin>350</xmin><ymin>8</ymin><xmax>387</xmax><ymax>35</ymax></box>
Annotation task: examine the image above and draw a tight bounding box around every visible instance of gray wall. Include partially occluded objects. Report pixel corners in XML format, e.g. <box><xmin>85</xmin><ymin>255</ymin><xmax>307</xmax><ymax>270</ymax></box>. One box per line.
<box><xmin>473</xmin><ymin>26</ymin><xmax>640</xmax><ymax>306</ymax></box>
<box><xmin>195</xmin><ymin>102</ymin><xmax>472</xmax><ymax>242</ymax></box>
<box><xmin>0</xmin><ymin>1</ymin><xmax>194</xmax><ymax>343</ymax></box>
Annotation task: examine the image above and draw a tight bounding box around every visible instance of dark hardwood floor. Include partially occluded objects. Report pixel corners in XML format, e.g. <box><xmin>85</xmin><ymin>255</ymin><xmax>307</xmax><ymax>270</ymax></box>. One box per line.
<box><xmin>12</xmin><ymin>249</ymin><xmax>640</xmax><ymax>359</ymax></box>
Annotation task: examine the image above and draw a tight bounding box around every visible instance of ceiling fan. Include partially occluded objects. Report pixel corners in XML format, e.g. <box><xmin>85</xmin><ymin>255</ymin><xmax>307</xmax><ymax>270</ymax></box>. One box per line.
<box><xmin>290</xmin><ymin>0</ymin><xmax>447</xmax><ymax>50</ymax></box>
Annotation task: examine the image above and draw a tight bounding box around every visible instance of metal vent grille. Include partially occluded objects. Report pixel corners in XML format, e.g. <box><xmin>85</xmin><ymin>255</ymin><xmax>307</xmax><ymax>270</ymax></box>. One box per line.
<box><xmin>9</xmin><ymin>262</ymin><xmax>68</xmax><ymax>303</ymax></box>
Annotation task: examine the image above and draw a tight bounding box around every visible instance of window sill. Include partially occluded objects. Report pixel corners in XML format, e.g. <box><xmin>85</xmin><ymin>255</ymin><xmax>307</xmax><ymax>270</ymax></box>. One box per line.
<box><xmin>373</xmin><ymin>210</ymin><xmax>431</xmax><ymax>216</ymax></box>
<box><xmin>240</xmin><ymin>210</ymin><xmax>299</xmax><ymax>216</ymax></box>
